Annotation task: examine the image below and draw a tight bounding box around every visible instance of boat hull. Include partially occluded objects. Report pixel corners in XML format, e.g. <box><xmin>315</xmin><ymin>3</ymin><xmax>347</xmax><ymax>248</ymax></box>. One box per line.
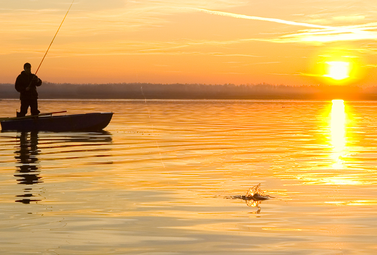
<box><xmin>1</xmin><ymin>112</ymin><xmax>113</xmax><ymax>132</ymax></box>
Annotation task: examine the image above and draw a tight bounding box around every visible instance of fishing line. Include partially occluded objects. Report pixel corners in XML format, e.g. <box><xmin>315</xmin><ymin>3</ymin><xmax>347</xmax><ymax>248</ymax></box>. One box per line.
<box><xmin>140</xmin><ymin>86</ymin><xmax>166</xmax><ymax>169</ymax></box>
<box><xmin>35</xmin><ymin>0</ymin><xmax>75</xmax><ymax>75</ymax></box>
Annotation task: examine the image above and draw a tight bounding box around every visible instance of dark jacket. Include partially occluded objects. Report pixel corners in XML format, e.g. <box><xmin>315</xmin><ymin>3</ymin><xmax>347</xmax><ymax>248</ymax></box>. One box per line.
<box><xmin>15</xmin><ymin>71</ymin><xmax>42</xmax><ymax>99</ymax></box>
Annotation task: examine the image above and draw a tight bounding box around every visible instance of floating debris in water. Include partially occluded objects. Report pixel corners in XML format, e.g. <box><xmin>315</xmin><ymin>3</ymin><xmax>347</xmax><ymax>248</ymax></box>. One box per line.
<box><xmin>225</xmin><ymin>183</ymin><xmax>273</xmax><ymax>209</ymax></box>
<box><xmin>246</xmin><ymin>183</ymin><xmax>273</xmax><ymax>201</ymax></box>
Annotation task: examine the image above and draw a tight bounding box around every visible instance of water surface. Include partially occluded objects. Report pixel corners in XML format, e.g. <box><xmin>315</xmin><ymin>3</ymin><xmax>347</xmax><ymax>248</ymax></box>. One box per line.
<box><xmin>1</xmin><ymin>99</ymin><xmax>377</xmax><ymax>254</ymax></box>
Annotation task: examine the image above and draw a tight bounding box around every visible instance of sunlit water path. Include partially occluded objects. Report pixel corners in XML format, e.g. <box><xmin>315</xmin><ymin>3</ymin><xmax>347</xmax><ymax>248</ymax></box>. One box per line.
<box><xmin>1</xmin><ymin>99</ymin><xmax>377</xmax><ymax>254</ymax></box>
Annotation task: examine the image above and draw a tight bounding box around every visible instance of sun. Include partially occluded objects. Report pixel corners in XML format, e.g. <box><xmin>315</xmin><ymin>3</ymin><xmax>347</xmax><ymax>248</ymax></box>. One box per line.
<box><xmin>325</xmin><ymin>61</ymin><xmax>350</xmax><ymax>80</ymax></box>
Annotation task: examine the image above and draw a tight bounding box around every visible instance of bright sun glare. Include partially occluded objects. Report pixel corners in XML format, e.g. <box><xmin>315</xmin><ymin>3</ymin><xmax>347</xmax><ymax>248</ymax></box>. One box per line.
<box><xmin>325</xmin><ymin>61</ymin><xmax>350</xmax><ymax>80</ymax></box>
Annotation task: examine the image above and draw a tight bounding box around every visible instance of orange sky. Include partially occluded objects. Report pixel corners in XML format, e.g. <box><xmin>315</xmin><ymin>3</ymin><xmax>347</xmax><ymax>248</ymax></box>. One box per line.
<box><xmin>2</xmin><ymin>0</ymin><xmax>377</xmax><ymax>86</ymax></box>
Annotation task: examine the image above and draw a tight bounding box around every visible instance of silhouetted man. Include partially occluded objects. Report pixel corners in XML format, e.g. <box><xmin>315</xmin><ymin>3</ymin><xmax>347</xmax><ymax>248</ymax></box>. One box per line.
<box><xmin>15</xmin><ymin>63</ymin><xmax>42</xmax><ymax>117</ymax></box>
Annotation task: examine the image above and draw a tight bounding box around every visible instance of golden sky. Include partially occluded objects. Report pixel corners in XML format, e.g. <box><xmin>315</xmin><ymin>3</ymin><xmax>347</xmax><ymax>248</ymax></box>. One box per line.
<box><xmin>2</xmin><ymin>0</ymin><xmax>377</xmax><ymax>85</ymax></box>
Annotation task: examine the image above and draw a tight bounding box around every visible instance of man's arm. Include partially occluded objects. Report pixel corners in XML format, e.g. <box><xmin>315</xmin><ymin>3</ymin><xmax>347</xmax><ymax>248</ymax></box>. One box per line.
<box><xmin>32</xmin><ymin>75</ymin><xmax>42</xmax><ymax>87</ymax></box>
<box><xmin>15</xmin><ymin>75</ymin><xmax>24</xmax><ymax>92</ymax></box>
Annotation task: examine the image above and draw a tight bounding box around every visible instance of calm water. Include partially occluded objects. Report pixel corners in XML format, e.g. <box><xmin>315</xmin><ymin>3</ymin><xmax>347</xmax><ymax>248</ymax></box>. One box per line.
<box><xmin>1</xmin><ymin>99</ymin><xmax>377</xmax><ymax>254</ymax></box>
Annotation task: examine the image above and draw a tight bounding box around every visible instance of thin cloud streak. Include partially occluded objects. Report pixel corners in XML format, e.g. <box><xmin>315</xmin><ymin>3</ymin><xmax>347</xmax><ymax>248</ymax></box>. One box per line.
<box><xmin>195</xmin><ymin>8</ymin><xmax>377</xmax><ymax>44</ymax></box>
<box><xmin>195</xmin><ymin>8</ymin><xmax>335</xmax><ymax>29</ymax></box>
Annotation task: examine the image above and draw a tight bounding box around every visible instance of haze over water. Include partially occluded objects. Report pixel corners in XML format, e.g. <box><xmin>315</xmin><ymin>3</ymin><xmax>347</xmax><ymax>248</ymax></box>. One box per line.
<box><xmin>1</xmin><ymin>99</ymin><xmax>377</xmax><ymax>254</ymax></box>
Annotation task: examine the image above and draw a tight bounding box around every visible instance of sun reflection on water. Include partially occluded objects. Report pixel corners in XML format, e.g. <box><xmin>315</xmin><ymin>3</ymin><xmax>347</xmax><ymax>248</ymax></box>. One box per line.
<box><xmin>330</xmin><ymin>99</ymin><xmax>347</xmax><ymax>169</ymax></box>
<box><xmin>296</xmin><ymin>99</ymin><xmax>361</xmax><ymax>186</ymax></box>
<box><xmin>325</xmin><ymin>99</ymin><xmax>365</xmax><ymax>186</ymax></box>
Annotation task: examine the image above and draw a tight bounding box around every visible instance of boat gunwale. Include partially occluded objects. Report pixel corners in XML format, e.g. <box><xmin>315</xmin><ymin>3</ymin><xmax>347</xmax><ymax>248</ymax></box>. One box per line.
<box><xmin>1</xmin><ymin>112</ymin><xmax>113</xmax><ymax>122</ymax></box>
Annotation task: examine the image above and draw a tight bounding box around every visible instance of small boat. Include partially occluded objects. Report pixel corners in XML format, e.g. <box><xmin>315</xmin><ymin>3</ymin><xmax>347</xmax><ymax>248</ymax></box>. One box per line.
<box><xmin>1</xmin><ymin>112</ymin><xmax>113</xmax><ymax>132</ymax></box>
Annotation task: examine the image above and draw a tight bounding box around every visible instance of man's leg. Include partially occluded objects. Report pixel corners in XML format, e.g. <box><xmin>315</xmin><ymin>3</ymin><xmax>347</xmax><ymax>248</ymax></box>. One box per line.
<box><xmin>18</xmin><ymin>99</ymin><xmax>29</xmax><ymax>117</ymax></box>
<box><xmin>30</xmin><ymin>99</ymin><xmax>40</xmax><ymax>116</ymax></box>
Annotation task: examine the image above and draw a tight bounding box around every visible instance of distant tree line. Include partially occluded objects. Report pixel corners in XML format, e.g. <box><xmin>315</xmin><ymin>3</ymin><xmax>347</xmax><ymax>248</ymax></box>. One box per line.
<box><xmin>1</xmin><ymin>82</ymin><xmax>377</xmax><ymax>100</ymax></box>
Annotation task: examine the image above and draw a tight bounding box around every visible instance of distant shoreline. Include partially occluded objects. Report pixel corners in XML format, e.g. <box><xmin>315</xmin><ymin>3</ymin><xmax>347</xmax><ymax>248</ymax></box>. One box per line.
<box><xmin>2</xmin><ymin>82</ymin><xmax>377</xmax><ymax>100</ymax></box>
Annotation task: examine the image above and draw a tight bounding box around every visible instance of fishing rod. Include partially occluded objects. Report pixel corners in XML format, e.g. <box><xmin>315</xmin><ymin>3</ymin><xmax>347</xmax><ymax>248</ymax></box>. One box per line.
<box><xmin>35</xmin><ymin>0</ymin><xmax>75</xmax><ymax>75</ymax></box>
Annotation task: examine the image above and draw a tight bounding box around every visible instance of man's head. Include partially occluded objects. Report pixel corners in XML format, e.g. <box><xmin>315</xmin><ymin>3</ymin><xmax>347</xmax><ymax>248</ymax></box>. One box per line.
<box><xmin>24</xmin><ymin>63</ymin><xmax>31</xmax><ymax>73</ymax></box>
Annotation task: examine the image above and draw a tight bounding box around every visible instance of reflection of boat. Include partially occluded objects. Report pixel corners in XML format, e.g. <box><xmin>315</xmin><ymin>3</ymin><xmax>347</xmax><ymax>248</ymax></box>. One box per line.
<box><xmin>43</xmin><ymin>131</ymin><xmax>113</xmax><ymax>144</ymax></box>
<box><xmin>1</xmin><ymin>112</ymin><xmax>113</xmax><ymax>132</ymax></box>
<box><xmin>58</xmin><ymin>131</ymin><xmax>113</xmax><ymax>143</ymax></box>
